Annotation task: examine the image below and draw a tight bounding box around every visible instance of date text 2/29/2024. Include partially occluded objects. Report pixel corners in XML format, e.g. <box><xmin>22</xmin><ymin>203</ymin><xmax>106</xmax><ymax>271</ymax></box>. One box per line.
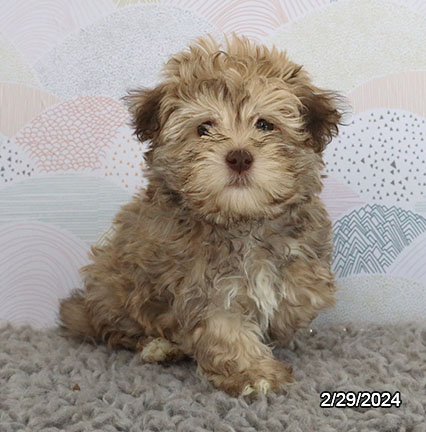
<box><xmin>320</xmin><ymin>391</ymin><xmax>402</xmax><ymax>408</ymax></box>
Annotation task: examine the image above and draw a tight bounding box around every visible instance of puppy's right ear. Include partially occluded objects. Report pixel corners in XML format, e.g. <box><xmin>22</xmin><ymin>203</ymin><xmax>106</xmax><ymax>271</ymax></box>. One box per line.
<box><xmin>124</xmin><ymin>85</ymin><xmax>166</xmax><ymax>143</ymax></box>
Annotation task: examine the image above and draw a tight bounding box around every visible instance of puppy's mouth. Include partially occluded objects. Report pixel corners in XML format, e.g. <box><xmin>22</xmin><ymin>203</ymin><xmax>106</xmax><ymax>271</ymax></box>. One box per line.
<box><xmin>227</xmin><ymin>174</ymin><xmax>251</xmax><ymax>188</ymax></box>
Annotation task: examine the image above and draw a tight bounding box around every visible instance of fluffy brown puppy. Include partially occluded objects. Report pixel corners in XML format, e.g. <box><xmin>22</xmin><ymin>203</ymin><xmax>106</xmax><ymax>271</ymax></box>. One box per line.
<box><xmin>59</xmin><ymin>35</ymin><xmax>342</xmax><ymax>397</ymax></box>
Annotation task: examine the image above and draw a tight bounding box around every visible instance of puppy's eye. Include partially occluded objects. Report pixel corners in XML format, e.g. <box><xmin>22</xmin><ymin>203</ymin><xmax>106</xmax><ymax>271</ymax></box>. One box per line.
<box><xmin>255</xmin><ymin>119</ymin><xmax>274</xmax><ymax>131</ymax></box>
<box><xmin>197</xmin><ymin>121</ymin><xmax>213</xmax><ymax>137</ymax></box>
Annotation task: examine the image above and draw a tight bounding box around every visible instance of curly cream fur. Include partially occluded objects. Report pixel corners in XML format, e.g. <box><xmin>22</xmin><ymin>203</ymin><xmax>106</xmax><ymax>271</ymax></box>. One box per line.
<box><xmin>59</xmin><ymin>35</ymin><xmax>342</xmax><ymax>396</ymax></box>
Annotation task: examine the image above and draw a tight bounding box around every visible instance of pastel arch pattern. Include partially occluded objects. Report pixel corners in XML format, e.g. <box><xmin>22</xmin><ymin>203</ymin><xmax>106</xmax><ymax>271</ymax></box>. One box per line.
<box><xmin>348</xmin><ymin>72</ymin><xmax>426</xmax><ymax>118</ymax></box>
<box><xmin>0</xmin><ymin>34</ymin><xmax>37</xmax><ymax>85</ymax></box>
<box><xmin>320</xmin><ymin>176</ymin><xmax>365</xmax><ymax>221</ymax></box>
<box><xmin>0</xmin><ymin>0</ymin><xmax>116</xmax><ymax>65</ymax></box>
<box><xmin>0</xmin><ymin>175</ymin><xmax>132</xmax><ymax>244</ymax></box>
<box><xmin>388</xmin><ymin>232</ymin><xmax>426</xmax><ymax>285</ymax></box>
<box><xmin>14</xmin><ymin>97</ymin><xmax>129</xmax><ymax>172</ymax></box>
<box><xmin>266</xmin><ymin>0</ymin><xmax>426</xmax><ymax>92</ymax></box>
<box><xmin>34</xmin><ymin>5</ymin><xmax>221</xmax><ymax>99</ymax></box>
<box><xmin>0</xmin><ymin>83</ymin><xmax>62</xmax><ymax>137</ymax></box>
<box><xmin>315</xmin><ymin>275</ymin><xmax>426</xmax><ymax>325</ymax></box>
<box><xmin>0</xmin><ymin>222</ymin><xmax>90</xmax><ymax>328</ymax></box>
<box><xmin>163</xmin><ymin>0</ymin><xmax>289</xmax><ymax>41</ymax></box>
<box><xmin>332</xmin><ymin>204</ymin><xmax>426</xmax><ymax>278</ymax></box>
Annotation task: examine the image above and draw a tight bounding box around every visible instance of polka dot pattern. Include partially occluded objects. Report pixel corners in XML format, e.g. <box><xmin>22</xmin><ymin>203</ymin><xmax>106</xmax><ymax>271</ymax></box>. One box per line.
<box><xmin>0</xmin><ymin>135</ymin><xmax>36</xmax><ymax>187</ymax></box>
<box><xmin>102</xmin><ymin>125</ymin><xmax>148</xmax><ymax>192</ymax></box>
<box><xmin>325</xmin><ymin>109</ymin><xmax>426</xmax><ymax>208</ymax></box>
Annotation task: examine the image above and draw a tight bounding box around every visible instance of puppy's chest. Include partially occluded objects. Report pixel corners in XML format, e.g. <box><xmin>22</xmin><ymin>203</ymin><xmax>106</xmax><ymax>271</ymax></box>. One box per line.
<box><xmin>208</xmin><ymin>236</ymin><xmax>286</xmax><ymax>327</ymax></box>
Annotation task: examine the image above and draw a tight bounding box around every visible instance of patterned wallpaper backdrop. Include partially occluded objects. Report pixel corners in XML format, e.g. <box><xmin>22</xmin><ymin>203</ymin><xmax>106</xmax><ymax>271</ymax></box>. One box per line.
<box><xmin>0</xmin><ymin>0</ymin><xmax>425</xmax><ymax>328</ymax></box>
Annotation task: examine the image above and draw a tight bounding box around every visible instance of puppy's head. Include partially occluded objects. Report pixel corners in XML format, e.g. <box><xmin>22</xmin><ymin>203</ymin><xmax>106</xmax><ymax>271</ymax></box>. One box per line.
<box><xmin>126</xmin><ymin>35</ymin><xmax>343</xmax><ymax>224</ymax></box>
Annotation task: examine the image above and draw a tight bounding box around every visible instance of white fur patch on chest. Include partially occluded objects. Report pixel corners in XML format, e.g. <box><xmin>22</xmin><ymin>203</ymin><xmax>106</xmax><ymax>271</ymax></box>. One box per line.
<box><xmin>247</xmin><ymin>266</ymin><xmax>279</xmax><ymax>316</ymax></box>
<box><xmin>242</xmin><ymin>251</ymin><xmax>282</xmax><ymax>331</ymax></box>
<box><xmin>220</xmin><ymin>236</ymin><xmax>288</xmax><ymax>330</ymax></box>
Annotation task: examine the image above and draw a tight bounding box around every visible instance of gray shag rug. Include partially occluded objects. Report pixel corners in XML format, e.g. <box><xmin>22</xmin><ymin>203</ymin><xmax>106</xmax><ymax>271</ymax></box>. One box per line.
<box><xmin>1</xmin><ymin>321</ymin><xmax>425</xmax><ymax>432</ymax></box>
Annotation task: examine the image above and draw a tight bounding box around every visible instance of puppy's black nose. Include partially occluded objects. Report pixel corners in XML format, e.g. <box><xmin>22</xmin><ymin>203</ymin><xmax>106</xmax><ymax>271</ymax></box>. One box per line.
<box><xmin>225</xmin><ymin>150</ymin><xmax>253</xmax><ymax>173</ymax></box>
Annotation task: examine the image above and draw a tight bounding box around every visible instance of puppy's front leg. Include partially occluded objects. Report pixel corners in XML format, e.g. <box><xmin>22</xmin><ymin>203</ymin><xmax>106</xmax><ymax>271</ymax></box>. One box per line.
<box><xmin>187</xmin><ymin>312</ymin><xmax>292</xmax><ymax>396</ymax></box>
<box><xmin>269</xmin><ymin>258</ymin><xmax>336</xmax><ymax>346</ymax></box>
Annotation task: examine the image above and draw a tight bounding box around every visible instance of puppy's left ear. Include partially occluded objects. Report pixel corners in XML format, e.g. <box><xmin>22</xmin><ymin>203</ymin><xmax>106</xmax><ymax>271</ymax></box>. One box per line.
<box><xmin>300</xmin><ymin>86</ymin><xmax>343</xmax><ymax>153</ymax></box>
<box><xmin>291</xmin><ymin>70</ymin><xmax>343</xmax><ymax>153</ymax></box>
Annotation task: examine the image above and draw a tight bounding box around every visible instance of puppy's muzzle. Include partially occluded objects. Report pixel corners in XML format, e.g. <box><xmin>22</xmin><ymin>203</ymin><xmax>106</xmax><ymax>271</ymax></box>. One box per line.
<box><xmin>226</xmin><ymin>150</ymin><xmax>253</xmax><ymax>174</ymax></box>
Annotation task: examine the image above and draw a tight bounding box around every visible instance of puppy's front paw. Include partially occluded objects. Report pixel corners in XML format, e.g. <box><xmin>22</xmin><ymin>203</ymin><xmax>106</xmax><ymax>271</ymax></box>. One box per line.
<box><xmin>200</xmin><ymin>359</ymin><xmax>292</xmax><ymax>397</ymax></box>
<box><xmin>239</xmin><ymin>359</ymin><xmax>293</xmax><ymax>397</ymax></box>
<box><xmin>140</xmin><ymin>338</ymin><xmax>185</xmax><ymax>363</ymax></box>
